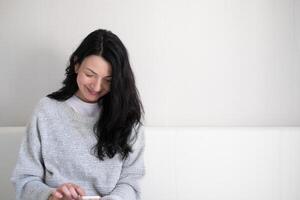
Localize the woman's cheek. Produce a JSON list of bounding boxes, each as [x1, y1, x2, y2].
[[80, 75, 90, 85]]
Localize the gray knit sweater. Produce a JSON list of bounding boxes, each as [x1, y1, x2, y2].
[[11, 97, 145, 200]]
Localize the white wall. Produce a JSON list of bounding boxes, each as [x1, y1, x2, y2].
[[142, 127, 300, 200], [1, 0, 300, 126]]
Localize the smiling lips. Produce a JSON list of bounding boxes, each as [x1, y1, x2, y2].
[[87, 87, 99, 96]]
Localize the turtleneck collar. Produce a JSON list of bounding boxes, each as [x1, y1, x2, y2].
[[65, 95, 102, 118]]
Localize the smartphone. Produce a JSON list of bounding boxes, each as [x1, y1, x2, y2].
[[80, 196, 101, 200]]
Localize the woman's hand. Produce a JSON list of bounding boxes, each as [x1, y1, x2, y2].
[[49, 183, 86, 200]]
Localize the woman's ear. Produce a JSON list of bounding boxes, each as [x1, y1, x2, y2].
[[74, 64, 79, 73]]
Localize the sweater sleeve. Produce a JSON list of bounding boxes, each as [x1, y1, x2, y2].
[[10, 104, 54, 200], [101, 126, 146, 200]]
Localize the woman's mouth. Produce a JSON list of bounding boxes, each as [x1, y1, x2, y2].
[[87, 88, 99, 96]]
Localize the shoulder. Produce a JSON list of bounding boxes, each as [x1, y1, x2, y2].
[[31, 96, 61, 118], [37, 96, 59, 106]]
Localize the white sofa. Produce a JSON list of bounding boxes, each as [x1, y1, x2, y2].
[[1, 127, 300, 200]]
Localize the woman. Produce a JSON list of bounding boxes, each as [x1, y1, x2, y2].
[[11, 29, 145, 200]]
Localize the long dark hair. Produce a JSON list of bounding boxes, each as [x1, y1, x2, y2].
[[47, 29, 144, 160]]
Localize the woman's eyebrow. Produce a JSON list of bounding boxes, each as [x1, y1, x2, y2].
[[86, 68, 97, 75], [86, 68, 112, 78]]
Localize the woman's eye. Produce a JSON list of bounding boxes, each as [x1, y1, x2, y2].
[[86, 74, 93, 77]]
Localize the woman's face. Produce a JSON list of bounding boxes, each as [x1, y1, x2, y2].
[[75, 55, 112, 103]]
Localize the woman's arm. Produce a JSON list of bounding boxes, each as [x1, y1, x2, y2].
[[101, 126, 146, 200], [10, 105, 54, 200]]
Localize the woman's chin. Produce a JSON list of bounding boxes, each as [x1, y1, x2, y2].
[[85, 95, 101, 103]]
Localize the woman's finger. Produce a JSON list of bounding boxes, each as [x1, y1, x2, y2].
[[73, 184, 86, 196], [68, 185, 79, 199], [59, 185, 72, 199], [52, 190, 63, 199]]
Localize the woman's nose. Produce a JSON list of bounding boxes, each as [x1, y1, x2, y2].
[[92, 78, 102, 92]]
